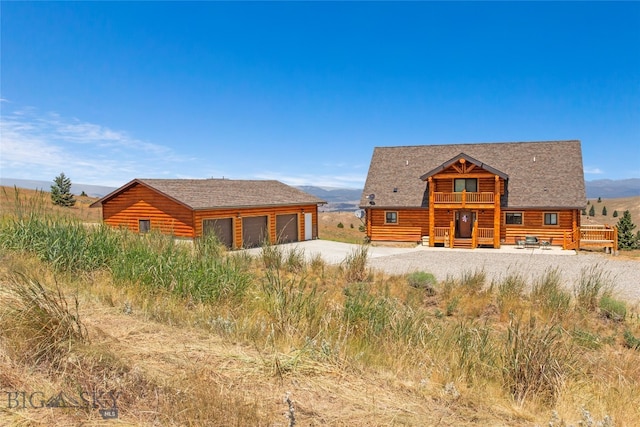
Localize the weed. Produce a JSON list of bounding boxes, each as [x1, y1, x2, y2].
[[460, 268, 486, 295], [502, 316, 571, 404], [0, 272, 88, 367], [574, 265, 613, 312], [496, 272, 526, 315], [261, 265, 322, 336], [531, 268, 571, 320], [623, 330, 640, 350], [342, 244, 369, 283]]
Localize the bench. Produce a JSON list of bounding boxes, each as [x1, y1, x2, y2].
[[524, 236, 540, 249]]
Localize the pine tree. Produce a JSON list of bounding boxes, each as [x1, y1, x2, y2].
[[581, 208, 587, 215], [597, 197, 602, 203], [616, 210, 638, 250], [602, 206, 607, 216], [613, 210, 618, 218], [588, 205, 595, 217], [51, 172, 76, 207]]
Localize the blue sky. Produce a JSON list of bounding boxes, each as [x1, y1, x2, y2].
[[1, 2, 639, 189]]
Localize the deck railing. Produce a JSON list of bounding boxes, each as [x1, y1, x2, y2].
[[433, 192, 495, 204], [476, 227, 494, 241]]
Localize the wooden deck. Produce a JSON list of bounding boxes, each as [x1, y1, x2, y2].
[[579, 225, 618, 252]]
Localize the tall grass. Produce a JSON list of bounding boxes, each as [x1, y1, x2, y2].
[[260, 245, 323, 337], [502, 316, 571, 404], [574, 264, 613, 312], [0, 272, 88, 367], [1, 192, 639, 424]]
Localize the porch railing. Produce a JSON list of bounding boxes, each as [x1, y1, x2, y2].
[[433, 191, 495, 204], [476, 227, 494, 242]]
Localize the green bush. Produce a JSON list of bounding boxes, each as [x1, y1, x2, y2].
[[337, 222, 344, 228], [623, 330, 640, 350], [599, 295, 626, 321], [406, 271, 436, 295]]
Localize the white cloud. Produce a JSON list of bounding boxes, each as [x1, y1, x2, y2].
[[251, 171, 365, 189], [584, 167, 604, 175], [0, 107, 192, 186]]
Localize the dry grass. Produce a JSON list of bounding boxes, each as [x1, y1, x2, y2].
[[582, 196, 640, 227], [0, 185, 102, 223], [1, 189, 640, 426]]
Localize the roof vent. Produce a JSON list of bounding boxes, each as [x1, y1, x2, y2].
[[393, 187, 398, 193]]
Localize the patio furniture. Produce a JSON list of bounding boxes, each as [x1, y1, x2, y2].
[[515, 237, 525, 249], [541, 237, 553, 249], [524, 236, 540, 249]]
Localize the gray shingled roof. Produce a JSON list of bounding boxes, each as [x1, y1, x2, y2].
[[360, 140, 586, 209], [95, 179, 326, 210]]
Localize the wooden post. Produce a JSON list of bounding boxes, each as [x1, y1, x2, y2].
[[449, 220, 454, 248], [428, 177, 435, 247], [493, 175, 501, 248]]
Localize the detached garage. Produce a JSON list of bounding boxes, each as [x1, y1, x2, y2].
[[90, 178, 326, 248]]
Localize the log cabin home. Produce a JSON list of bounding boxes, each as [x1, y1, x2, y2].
[[360, 140, 588, 249], [90, 179, 326, 248]]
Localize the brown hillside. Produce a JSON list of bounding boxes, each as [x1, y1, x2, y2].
[[582, 196, 640, 227], [1, 186, 102, 222]]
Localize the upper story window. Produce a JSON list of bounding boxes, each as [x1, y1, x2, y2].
[[385, 211, 398, 224], [505, 212, 523, 225], [454, 178, 477, 192], [544, 213, 558, 226]]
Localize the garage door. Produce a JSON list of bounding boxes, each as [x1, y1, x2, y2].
[[202, 218, 233, 248], [276, 214, 298, 244], [242, 216, 268, 248]]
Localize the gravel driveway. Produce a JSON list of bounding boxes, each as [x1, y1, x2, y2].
[[249, 240, 640, 303]]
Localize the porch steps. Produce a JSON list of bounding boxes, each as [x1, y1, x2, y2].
[[453, 238, 473, 249]]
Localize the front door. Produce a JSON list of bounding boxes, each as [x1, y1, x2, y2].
[[457, 210, 473, 238]]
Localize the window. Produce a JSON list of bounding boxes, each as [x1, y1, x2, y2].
[[544, 213, 558, 226], [454, 178, 477, 192], [505, 212, 523, 225], [385, 211, 398, 224], [139, 219, 151, 233]]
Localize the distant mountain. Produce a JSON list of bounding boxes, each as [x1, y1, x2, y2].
[[0, 178, 116, 198], [297, 186, 362, 212], [3, 178, 636, 207], [586, 179, 640, 199]]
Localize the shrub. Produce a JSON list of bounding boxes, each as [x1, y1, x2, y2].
[[623, 330, 640, 350], [343, 282, 395, 337], [342, 245, 369, 283], [261, 265, 322, 336], [406, 271, 436, 295], [460, 268, 486, 295], [497, 272, 526, 309], [0, 272, 88, 367], [531, 268, 571, 320], [501, 316, 571, 404], [573, 265, 612, 312], [599, 295, 626, 321], [337, 222, 344, 228]]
